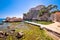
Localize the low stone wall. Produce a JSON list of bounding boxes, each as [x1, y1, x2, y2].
[[24, 21, 60, 38]]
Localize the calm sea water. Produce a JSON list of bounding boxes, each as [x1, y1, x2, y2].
[[0, 18, 10, 30], [0, 18, 5, 22]]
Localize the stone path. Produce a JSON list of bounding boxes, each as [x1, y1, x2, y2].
[[25, 21, 60, 39], [45, 22, 60, 33], [25, 21, 60, 33]]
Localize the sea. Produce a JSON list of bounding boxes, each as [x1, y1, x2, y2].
[[0, 18, 6, 21], [0, 18, 10, 30], [0, 18, 6, 23]]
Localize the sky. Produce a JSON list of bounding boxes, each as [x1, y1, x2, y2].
[[0, 0, 60, 18]]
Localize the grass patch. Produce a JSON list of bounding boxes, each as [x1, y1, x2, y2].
[[15, 23, 53, 40], [34, 21, 53, 25], [21, 24, 53, 40]]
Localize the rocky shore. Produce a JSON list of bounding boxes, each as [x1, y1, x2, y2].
[[5, 17, 23, 22]]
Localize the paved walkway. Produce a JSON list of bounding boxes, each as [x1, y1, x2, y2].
[[25, 21, 60, 37], [25, 21, 60, 35], [25, 21, 60, 39], [44, 22, 60, 33]]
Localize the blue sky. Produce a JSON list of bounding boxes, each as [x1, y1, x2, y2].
[[0, 0, 60, 18]]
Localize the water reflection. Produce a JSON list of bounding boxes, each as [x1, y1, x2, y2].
[[0, 23, 10, 30], [16, 22, 29, 30]]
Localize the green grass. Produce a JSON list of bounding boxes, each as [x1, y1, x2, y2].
[[20, 24, 53, 40], [15, 23, 53, 40], [0, 22, 53, 40], [34, 21, 53, 25]]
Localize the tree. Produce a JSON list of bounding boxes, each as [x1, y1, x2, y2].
[[38, 5, 46, 16], [47, 4, 58, 12], [39, 4, 58, 16]]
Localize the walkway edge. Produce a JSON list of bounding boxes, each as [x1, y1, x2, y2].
[[24, 21, 60, 38]]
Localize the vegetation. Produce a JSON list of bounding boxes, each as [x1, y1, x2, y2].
[[27, 20, 53, 25], [0, 22, 53, 40], [23, 4, 59, 21], [34, 21, 53, 25], [39, 4, 58, 16]]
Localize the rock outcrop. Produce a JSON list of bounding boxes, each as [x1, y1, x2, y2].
[[5, 17, 23, 22], [50, 12, 60, 22], [23, 5, 49, 21], [23, 5, 60, 22]]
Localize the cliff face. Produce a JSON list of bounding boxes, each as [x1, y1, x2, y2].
[[23, 5, 46, 20], [55, 12, 60, 22], [30, 5, 45, 10], [23, 5, 50, 21], [23, 5, 60, 22]]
